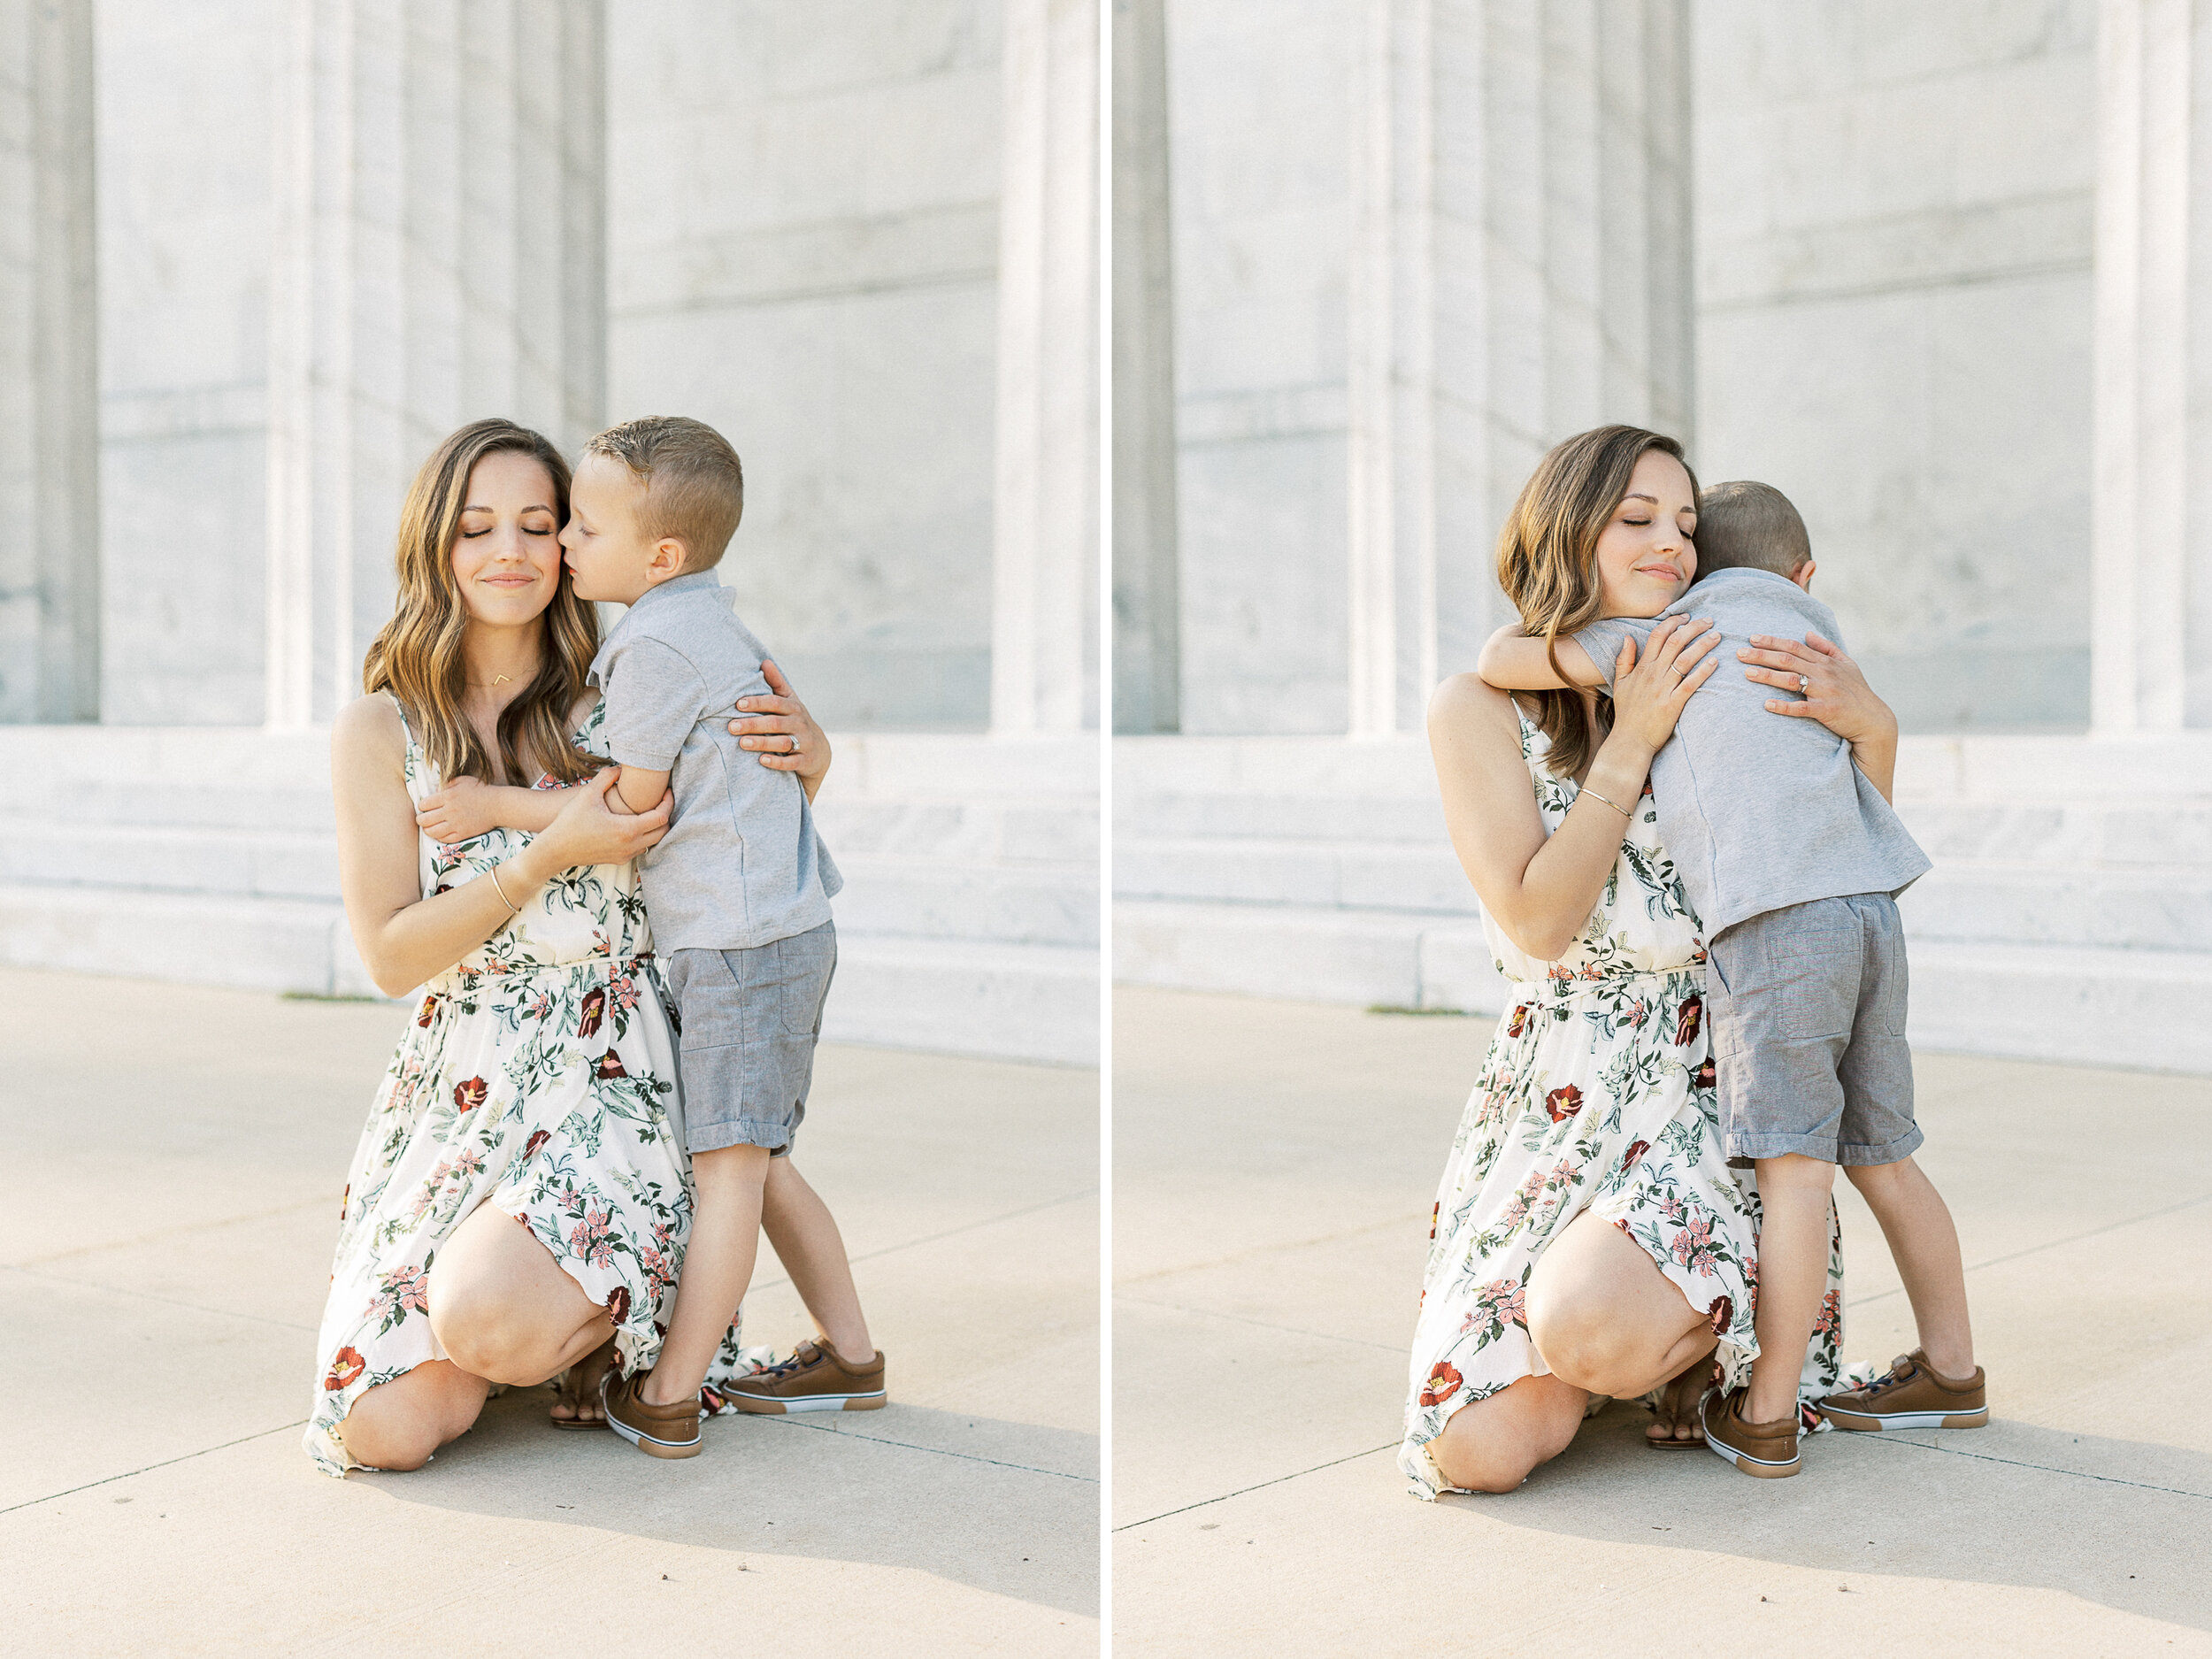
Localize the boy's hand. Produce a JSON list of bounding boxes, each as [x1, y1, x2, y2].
[[1740, 631, 1896, 746], [729, 658, 831, 794], [416, 775, 498, 845]]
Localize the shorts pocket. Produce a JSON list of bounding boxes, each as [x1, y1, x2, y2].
[[770, 929, 837, 1038], [1765, 920, 1856, 1041], [672, 950, 749, 1052]]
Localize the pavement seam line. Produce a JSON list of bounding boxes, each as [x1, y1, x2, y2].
[[1847, 1188, 2212, 1310], [0, 1419, 311, 1516], [762, 1414, 1099, 1482], [1855, 1431, 2212, 1502], [7, 1264, 320, 1333], [8, 1194, 335, 1270], [1113, 1442, 1399, 1530], [747, 1188, 1100, 1294], [1114, 1213, 1418, 1289], [1112, 1293, 1404, 1353]]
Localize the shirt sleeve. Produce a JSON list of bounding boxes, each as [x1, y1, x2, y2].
[[1567, 618, 1653, 692], [598, 637, 710, 770]]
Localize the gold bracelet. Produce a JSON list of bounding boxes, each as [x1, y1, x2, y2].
[[488, 864, 521, 914], [1578, 787, 1633, 819]]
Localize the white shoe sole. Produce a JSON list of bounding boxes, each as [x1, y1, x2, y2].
[[1822, 1405, 1988, 1432], [601, 1374, 703, 1457], [1700, 1395, 1800, 1478], [727, 1389, 887, 1416]]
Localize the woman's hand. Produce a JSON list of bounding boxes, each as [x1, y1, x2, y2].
[[1605, 616, 1719, 757], [728, 658, 831, 799], [515, 769, 671, 879], [414, 775, 498, 845], [1739, 630, 1900, 800]]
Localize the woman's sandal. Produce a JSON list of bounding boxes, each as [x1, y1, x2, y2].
[[549, 1333, 620, 1430], [1646, 1355, 1717, 1449]]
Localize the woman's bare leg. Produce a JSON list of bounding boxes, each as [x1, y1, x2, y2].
[[1427, 1375, 1590, 1493], [339, 1360, 491, 1471], [1525, 1210, 1717, 1401], [761, 1158, 874, 1360], [428, 1202, 612, 1387]]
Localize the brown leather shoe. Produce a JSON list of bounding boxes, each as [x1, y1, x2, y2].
[[1818, 1349, 1987, 1432], [723, 1338, 887, 1414], [1701, 1386, 1801, 1479], [601, 1369, 703, 1458]]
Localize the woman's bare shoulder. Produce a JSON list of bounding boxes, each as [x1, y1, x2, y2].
[[1428, 672, 1523, 737], [331, 693, 404, 770]]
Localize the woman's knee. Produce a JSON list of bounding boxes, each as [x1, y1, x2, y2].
[[342, 1376, 474, 1471], [1431, 1382, 1581, 1493]]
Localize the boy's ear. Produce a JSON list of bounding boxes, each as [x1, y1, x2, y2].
[[1790, 558, 1816, 592], [645, 536, 688, 585]]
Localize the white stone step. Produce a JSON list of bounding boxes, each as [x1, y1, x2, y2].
[[1114, 898, 2212, 1073], [0, 884, 1098, 1067], [1115, 835, 1475, 915], [833, 855, 1097, 947], [812, 796, 1099, 863], [1900, 862, 2212, 951], [0, 823, 1099, 946]]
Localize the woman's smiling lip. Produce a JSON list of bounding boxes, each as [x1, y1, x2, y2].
[[1634, 563, 1683, 580], [480, 572, 537, 587]]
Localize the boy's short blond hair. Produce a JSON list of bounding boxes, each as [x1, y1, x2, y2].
[[1695, 480, 1810, 578], [582, 415, 745, 571]]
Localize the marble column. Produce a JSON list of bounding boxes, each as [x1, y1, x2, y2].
[[1111, 0, 1179, 733], [0, 0, 99, 723], [264, 0, 606, 728], [1345, 0, 1693, 734], [992, 0, 1102, 735], [2091, 0, 2212, 733]]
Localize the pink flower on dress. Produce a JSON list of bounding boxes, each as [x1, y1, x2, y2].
[[1813, 1286, 1842, 1339], [1671, 1210, 1717, 1276]]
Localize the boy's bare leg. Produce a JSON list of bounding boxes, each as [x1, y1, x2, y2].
[[641, 1144, 772, 1406], [762, 1157, 875, 1361], [1744, 1153, 1838, 1423], [1843, 1156, 1974, 1377]]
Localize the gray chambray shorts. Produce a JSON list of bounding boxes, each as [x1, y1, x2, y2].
[[1707, 893, 1923, 1168], [664, 921, 837, 1157]]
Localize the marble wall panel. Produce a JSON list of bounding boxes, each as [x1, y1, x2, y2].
[[1694, 0, 2098, 731], [610, 1, 1002, 731], [1164, 0, 1353, 733], [95, 0, 274, 724]]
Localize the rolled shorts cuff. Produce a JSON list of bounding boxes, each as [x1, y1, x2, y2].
[[1725, 1124, 1924, 1167], [687, 1118, 795, 1158]]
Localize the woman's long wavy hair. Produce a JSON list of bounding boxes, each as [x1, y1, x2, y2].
[[1494, 425, 1698, 780], [361, 418, 601, 788]]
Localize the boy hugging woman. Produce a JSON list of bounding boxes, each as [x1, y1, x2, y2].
[[410, 416, 887, 1460]]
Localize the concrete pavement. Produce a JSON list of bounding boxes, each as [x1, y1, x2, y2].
[[0, 968, 1099, 1655], [1112, 987, 2212, 1657]]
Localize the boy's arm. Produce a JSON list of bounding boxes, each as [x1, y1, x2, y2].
[[1474, 624, 1606, 691], [416, 775, 575, 844], [610, 765, 671, 818]]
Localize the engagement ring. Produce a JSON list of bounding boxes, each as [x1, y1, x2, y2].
[[1797, 674, 1809, 694]]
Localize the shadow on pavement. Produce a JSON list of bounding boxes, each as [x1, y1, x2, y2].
[[1433, 1402, 2212, 1632], [352, 1389, 1100, 1618]]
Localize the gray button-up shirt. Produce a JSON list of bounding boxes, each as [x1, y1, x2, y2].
[[1574, 567, 1929, 939], [587, 571, 841, 952]]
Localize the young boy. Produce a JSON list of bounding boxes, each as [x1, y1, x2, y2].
[[1477, 480, 1985, 1479], [562, 415, 887, 1458]]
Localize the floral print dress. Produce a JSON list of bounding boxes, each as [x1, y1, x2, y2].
[[1399, 711, 1845, 1498], [306, 696, 765, 1477]]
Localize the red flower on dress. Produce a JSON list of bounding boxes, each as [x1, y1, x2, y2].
[[605, 1286, 631, 1326], [1418, 1362, 1463, 1409], [1675, 996, 1703, 1048], [1621, 1140, 1650, 1171], [1428, 1201, 1440, 1243], [1813, 1286, 1842, 1339], [416, 995, 437, 1028], [523, 1129, 550, 1159], [579, 987, 606, 1039], [324, 1347, 367, 1392], [453, 1076, 488, 1110], [1695, 1057, 1716, 1090], [1544, 1085, 1584, 1122], [595, 1049, 628, 1080], [1708, 1294, 1733, 1337], [1506, 1005, 1528, 1039]]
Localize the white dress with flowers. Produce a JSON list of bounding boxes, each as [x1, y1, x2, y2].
[[305, 696, 765, 1477], [1398, 710, 1845, 1498]]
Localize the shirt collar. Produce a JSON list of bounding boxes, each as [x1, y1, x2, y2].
[[629, 570, 723, 613]]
